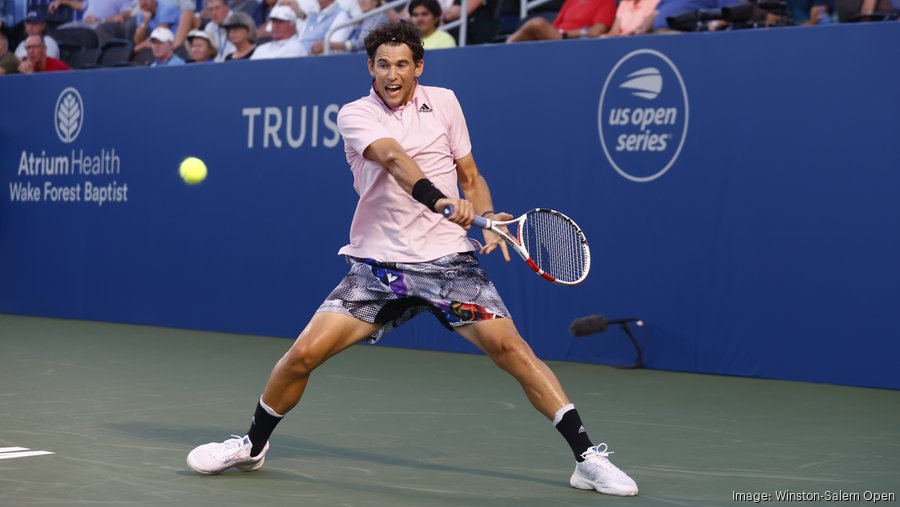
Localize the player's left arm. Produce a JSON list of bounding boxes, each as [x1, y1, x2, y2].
[[363, 137, 474, 227], [456, 154, 511, 261]]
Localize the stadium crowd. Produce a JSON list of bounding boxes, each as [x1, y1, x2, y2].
[[0, 0, 897, 73]]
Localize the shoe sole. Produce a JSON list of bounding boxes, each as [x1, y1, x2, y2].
[[570, 473, 639, 496], [186, 454, 265, 475]]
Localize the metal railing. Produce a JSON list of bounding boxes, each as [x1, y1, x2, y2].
[[324, 0, 469, 54], [322, 0, 559, 54]]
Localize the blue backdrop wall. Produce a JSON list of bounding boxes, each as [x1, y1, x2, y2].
[[2, 23, 898, 389]]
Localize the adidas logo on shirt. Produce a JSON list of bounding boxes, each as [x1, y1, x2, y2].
[[418, 103, 432, 113]]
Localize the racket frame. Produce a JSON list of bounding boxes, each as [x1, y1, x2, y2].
[[449, 207, 591, 286]]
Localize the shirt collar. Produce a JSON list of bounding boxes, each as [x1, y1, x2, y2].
[[369, 79, 424, 113]]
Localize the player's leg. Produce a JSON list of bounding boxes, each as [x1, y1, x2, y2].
[[456, 318, 569, 417], [186, 312, 379, 475], [456, 318, 638, 496]]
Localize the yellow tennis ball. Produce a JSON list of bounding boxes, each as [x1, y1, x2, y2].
[[179, 157, 207, 184]]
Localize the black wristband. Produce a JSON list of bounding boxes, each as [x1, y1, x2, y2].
[[412, 178, 447, 212], [480, 210, 495, 217]]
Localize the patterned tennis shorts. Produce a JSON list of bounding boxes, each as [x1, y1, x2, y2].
[[317, 252, 511, 343]]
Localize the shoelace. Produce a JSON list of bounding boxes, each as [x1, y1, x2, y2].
[[215, 435, 248, 459], [581, 442, 614, 460], [580, 443, 629, 477]]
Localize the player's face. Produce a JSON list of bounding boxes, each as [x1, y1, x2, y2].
[[368, 43, 423, 109]]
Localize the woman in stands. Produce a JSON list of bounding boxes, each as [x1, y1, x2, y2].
[[186, 29, 217, 62], [223, 11, 257, 60]]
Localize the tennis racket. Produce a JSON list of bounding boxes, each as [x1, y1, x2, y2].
[[444, 206, 591, 286]]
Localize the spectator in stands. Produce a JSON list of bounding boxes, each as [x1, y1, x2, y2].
[[835, 0, 895, 20], [18, 33, 70, 71], [506, 0, 616, 42], [252, 0, 278, 37], [779, 0, 832, 23], [409, 0, 455, 49], [603, 0, 659, 36], [133, 0, 181, 53], [649, 0, 740, 31], [148, 25, 185, 65], [318, 0, 386, 52], [204, 0, 236, 60], [14, 10, 59, 59], [34, 0, 80, 24], [223, 10, 256, 59], [443, 0, 500, 44], [231, 0, 260, 16], [187, 28, 216, 61], [250, 4, 306, 58], [0, 31, 19, 74], [303, 0, 351, 55], [51, 0, 132, 48], [254, 0, 307, 42], [173, 0, 198, 50]]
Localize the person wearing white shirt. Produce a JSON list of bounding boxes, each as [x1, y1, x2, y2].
[[204, 0, 237, 61], [250, 4, 307, 59], [14, 10, 60, 60], [302, 0, 351, 55]]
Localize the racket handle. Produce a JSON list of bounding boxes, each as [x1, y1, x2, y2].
[[442, 205, 490, 229]]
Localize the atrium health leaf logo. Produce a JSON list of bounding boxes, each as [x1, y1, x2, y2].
[[55, 87, 84, 144]]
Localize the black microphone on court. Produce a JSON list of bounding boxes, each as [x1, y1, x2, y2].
[[569, 315, 643, 337], [569, 315, 645, 369]]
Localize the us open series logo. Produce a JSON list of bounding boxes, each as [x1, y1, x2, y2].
[[598, 49, 689, 183]]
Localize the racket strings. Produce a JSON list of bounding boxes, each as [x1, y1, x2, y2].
[[522, 211, 588, 283]]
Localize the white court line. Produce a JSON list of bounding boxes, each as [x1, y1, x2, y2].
[[0, 447, 54, 460], [0, 450, 55, 460]]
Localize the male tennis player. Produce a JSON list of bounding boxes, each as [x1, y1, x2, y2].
[[187, 19, 638, 497]]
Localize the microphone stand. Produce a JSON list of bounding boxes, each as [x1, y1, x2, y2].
[[614, 321, 644, 369]]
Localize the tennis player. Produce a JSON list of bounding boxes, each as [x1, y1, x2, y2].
[[187, 19, 638, 497]]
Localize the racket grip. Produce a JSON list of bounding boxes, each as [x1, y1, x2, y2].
[[442, 205, 490, 229]]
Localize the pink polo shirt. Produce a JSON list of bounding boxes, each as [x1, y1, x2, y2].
[[336, 83, 475, 262]]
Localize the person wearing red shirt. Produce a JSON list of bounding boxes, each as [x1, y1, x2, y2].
[[506, 0, 617, 42], [18, 35, 71, 74]]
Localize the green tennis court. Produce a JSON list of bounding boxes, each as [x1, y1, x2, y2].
[[1, 314, 898, 506]]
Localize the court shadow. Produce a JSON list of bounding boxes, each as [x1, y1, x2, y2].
[[106, 420, 562, 489]]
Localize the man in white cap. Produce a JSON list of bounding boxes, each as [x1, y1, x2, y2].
[[250, 4, 307, 59], [149, 26, 185, 66]]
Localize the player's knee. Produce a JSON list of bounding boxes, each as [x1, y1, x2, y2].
[[280, 343, 325, 377], [486, 334, 533, 370]]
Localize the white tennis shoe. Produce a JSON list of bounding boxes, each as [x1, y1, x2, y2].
[[569, 443, 639, 496], [186, 435, 269, 475]]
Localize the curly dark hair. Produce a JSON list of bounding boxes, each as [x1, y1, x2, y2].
[[364, 19, 424, 63]]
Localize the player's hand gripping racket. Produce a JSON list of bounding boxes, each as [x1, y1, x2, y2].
[[444, 206, 591, 286]]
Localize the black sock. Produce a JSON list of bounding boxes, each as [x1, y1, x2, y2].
[[246, 399, 283, 457], [555, 407, 594, 462]]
